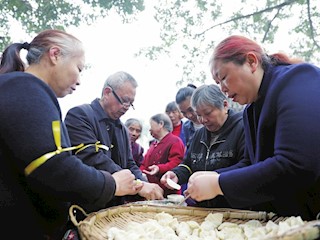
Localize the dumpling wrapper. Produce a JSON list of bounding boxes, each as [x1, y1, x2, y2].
[[167, 178, 181, 190]]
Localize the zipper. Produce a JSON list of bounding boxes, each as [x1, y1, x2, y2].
[[200, 139, 226, 171]]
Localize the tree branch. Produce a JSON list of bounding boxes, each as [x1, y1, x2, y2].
[[262, 8, 281, 42], [306, 0, 320, 49], [195, 0, 298, 38]]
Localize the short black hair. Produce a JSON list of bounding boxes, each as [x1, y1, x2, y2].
[[175, 84, 197, 104]]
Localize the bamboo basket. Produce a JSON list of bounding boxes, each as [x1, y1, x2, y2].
[[69, 203, 320, 240]]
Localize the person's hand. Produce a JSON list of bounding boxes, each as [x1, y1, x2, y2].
[[138, 182, 164, 200], [142, 165, 159, 176], [189, 171, 218, 179], [185, 171, 222, 202], [112, 169, 143, 196], [160, 171, 179, 189]]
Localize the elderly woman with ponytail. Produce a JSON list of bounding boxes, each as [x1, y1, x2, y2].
[[0, 30, 142, 239], [185, 35, 320, 221]]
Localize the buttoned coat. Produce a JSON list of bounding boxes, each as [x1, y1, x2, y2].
[[218, 63, 320, 220], [65, 98, 144, 209]]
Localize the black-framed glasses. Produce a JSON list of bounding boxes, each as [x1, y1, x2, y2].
[[107, 84, 135, 110]]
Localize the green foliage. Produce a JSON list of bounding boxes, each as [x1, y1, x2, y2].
[[1, 0, 319, 86], [0, 0, 144, 50], [138, 0, 320, 85]]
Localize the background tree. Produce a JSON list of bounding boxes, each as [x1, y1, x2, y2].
[[1, 0, 319, 86], [137, 0, 320, 85], [0, 0, 144, 49]]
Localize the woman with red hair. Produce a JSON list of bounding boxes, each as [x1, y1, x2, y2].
[[186, 35, 320, 220]]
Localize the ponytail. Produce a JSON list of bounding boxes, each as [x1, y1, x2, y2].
[[0, 43, 28, 74]]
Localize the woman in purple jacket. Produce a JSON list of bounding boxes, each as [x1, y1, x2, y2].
[[186, 35, 320, 220], [125, 118, 144, 167]]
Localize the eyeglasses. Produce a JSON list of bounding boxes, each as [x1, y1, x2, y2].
[[107, 84, 135, 110]]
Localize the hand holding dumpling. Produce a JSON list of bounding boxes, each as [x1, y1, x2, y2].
[[160, 171, 179, 190], [138, 182, 164, 200], [185, 171, 223, 202], [112, 169, 143, 196]]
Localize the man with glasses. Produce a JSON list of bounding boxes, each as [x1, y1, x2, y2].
[[64, 71, 164, 213], [108, 83, 135, 110]]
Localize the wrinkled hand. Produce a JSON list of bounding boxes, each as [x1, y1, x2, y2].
[[142, 165, 159, 176], [112, 169, 143, 196], [138, 182, 164, 200], [160, 171, 179, 189], [185, 171, 222, 202]]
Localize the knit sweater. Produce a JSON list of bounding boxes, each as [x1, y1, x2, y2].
[[140, 132, 185, 196]]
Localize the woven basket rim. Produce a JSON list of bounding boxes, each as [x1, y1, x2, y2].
[[70, 204, 320, 240], [70, 203, 277, 224], [70, 204, 280, 240]]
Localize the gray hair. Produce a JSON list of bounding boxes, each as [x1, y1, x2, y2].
[[27, 29, 83, 65], [165, 101, 180, 113], [102, 71, 138, 96], [125, 118, 143, 130], [150, 113, 173, 132], [0, 29, 83, 73], [191, 84, 227, 110]]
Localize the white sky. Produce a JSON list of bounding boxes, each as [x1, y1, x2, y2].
[[60, 10, 193, 119], [58, 4, 214, 147]]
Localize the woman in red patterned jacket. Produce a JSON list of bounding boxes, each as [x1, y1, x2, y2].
[[140, 113, 185, 197]]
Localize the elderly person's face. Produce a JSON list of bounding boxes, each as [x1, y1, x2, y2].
[[49, 47, 85, 98], [127, 122, 142, 143], [166, 109, 182, 126], [149, 120, 162, 140], [195, 102, 228, 132], [102, 81, 136, 120]]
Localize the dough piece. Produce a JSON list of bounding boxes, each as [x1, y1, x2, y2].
[[200, 212, 224, 231], [155, 212, 179, 229], [217, 222, 239, 230], [107, 227, 127, 240], [106, 210, 307, 240], [176, 221, 192, 236], [283, 216, 305, 227], [216, 225, 244, 240]]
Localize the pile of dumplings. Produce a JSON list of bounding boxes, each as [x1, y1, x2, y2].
[[107, 211, 305, 240]]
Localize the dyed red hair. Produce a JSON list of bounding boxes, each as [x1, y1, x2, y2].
[[209, 35, 302, 72]]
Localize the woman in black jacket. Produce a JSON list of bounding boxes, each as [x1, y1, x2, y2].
[[161, 84, 245, 207]]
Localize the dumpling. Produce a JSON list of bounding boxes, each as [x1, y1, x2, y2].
[[199, 229, 218, 239], [240, 220, 262, 228], [216, 226, 244, 240], [155, 212, 174, 225], [205, 213, 224, 227], [107, 227, 127, 240], [186, 220, 200, 230], [283, 216, 305, 227], [217, 222, 239, 230], [176, 221, 192, 237]]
